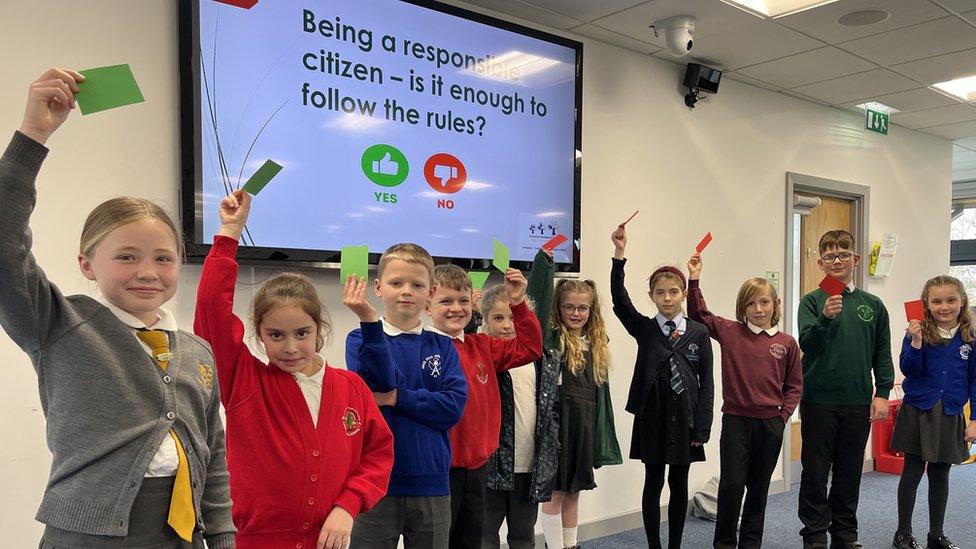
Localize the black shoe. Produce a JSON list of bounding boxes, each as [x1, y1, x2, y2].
[[927, 534, 960, 549], [831, 540, 863, 549], [892, 532, 923, 549]]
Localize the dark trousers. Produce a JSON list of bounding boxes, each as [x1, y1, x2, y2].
[[483, 473, 539, 549], [350, 494, 451, 549], [798, 401, 871, 547], [713, 414, 785, 549], [449, 465, 488, 549]]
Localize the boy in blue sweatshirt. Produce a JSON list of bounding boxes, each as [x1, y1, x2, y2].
[[345, 243, 467, 549]]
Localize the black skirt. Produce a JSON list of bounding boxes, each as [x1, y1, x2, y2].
[[891, 400, 970, 464], [630, 370, 705, 465], [554, 364, 598, 493], [39, 477, 203, 549]]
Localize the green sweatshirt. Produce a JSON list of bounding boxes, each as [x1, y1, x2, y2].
[[797, 287, 894, 405]]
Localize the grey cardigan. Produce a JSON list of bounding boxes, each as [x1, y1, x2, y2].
[[0, 132, 235, 547]]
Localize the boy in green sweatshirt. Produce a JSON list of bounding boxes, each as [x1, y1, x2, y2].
[[797, 230, 894, 549]]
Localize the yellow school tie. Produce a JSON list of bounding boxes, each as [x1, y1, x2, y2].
[[136, 329, 196, 542]]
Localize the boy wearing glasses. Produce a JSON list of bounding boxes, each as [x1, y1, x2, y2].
[[797, 230, 894, 549]]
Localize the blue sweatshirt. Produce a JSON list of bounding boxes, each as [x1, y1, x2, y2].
[[346, 321, 467, 496], [899, 332, 976, 416]]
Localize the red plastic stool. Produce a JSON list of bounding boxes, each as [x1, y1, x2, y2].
[[872, 399, 903, 474]]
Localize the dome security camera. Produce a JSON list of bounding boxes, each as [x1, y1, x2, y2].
[[650, 15, 695, 57]]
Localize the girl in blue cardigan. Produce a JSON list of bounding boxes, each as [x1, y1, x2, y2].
[[891, 275, 976, 549]]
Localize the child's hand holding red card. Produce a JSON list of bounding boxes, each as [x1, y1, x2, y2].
[[819, 275, 846, 297], [904, 300, 925, 322]]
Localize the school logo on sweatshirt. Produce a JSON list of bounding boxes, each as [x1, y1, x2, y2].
[[961, 344, 971, 360], [197, 363, 214, 392], [856, 305, 874, 322], [342, 407, 362, 436], [769, 343, 787, 359], [422, 354, 443, 377], [476, 362, 489, 384]]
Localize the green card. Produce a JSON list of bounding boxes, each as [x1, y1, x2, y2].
[[469, 271, 491, 290], [493, 238, 510, 273], [77, 64, 145, 115], [242, 160, 283, 195], [340, 245, 370, 284]]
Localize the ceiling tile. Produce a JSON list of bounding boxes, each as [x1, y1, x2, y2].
[[776, 0, 949, 44], [836, 87, 962, 112], [589, 0, 759, 46], [891, 103, 976, 129], [736, 46, 876, 88], [678, 20, 823, 70], [839, 16, 976, 66], [891, 47, 976, 84], [570, 23, 662, 54], [724, 72, 784, 92], [454, 0, 584, 29], [920, 119, 976, 139], [780, 88, 832, 106], [789, 68, 919, 104], [520, 0, 649, 22]]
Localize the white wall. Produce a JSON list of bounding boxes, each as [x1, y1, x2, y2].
[[0, 1, 950, 545]]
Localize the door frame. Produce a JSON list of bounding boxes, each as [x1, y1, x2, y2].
[[780, 172, 870, 488]]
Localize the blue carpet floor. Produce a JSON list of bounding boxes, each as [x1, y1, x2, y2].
[[586, 465, 976, 549]]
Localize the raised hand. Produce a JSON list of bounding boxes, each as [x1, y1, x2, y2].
[[823, 295, 843, 319], [19, 68, 85, 145], [688, 253, 703, 280], [611, 225, 627, 259], [504, 268, 527, 305], [343, 275, 378, 323], [217, 189, 252, 239], [907, 319, 922, 348]]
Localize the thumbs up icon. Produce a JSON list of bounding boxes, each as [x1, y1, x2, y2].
[[371, 153, 399, 176]]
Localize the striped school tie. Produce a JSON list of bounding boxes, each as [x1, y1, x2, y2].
[[664, 320, 685, 395], [136, 329, 196, 542]]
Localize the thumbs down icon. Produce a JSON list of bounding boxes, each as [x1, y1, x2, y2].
[[424, 153, 467, 195]]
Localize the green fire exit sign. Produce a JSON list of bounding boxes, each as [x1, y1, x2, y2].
[[865, 108, 889, 135]]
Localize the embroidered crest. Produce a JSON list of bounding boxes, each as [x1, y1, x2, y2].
[[856, 305, 874, 322], [341, 407, 362, 436], [769, 343, 787, 359], [197, 363, 214, 391], [687, 343, 699, 354], [961, 344, 971, 360], [422, 354, 443, 377], [476, 362, 489, 384]]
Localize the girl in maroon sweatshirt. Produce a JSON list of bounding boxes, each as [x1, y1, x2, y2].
[[686, 252, 802, 549], [194, 190, 394, 548]]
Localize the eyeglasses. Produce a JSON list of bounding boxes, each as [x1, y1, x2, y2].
[[561, 304, 591, 314], [821, 252, 855, 263]]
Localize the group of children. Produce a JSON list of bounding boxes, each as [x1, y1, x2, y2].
[[1, 67, 974, 549]]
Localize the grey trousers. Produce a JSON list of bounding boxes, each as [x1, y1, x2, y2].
[[350, 494, 451, 549]]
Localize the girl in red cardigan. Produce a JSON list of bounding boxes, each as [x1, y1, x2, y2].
[[194, 190, 394, 549]]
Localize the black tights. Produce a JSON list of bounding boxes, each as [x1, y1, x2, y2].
[[896, 453, 951, 537], [642, 463, 690, 549]]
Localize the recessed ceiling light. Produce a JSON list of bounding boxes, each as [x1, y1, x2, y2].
[[854, 101, 899, 114], [933, 75, 976, 101], [719, 0, 840, 18], [837, 9, 890, 27]]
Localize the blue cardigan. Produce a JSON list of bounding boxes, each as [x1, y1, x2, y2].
[[899, 332, 976, 416]]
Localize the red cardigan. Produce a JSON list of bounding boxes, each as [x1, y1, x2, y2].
[[447, 300, 542, 468], [195, 236, 394, 548]]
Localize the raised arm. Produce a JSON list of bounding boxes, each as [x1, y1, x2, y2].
[[488, 270, 543, 371], [193, 190, 261, 409], [686, 253, 737, 341], [609, 224, 645, 337], [343, 277, 402, 392], [526, 248, 555, 342], [0, 69, 86, 356]]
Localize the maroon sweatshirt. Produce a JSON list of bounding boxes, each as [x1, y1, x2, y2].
[[687, 279, 802, 421]]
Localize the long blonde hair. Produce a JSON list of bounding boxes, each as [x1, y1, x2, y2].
[[920, 275, 974, 345], [551, 279, 611, 385]]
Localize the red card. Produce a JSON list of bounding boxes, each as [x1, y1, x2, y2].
[[212, 0, 259, 8], [819, 275, 846, 297], [542, 233, 568, 252], [695, 232, 713, 253], [904, 300, 925, 322]]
